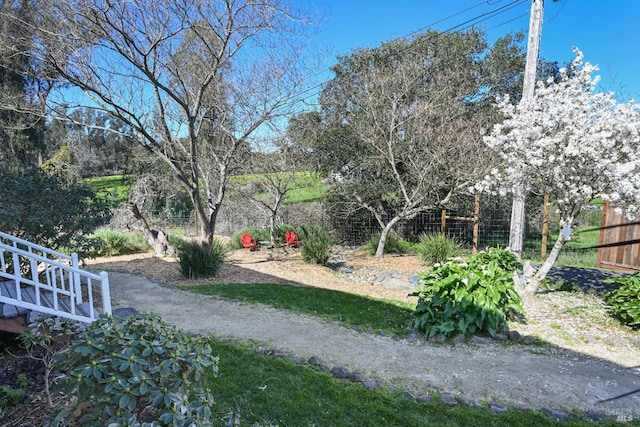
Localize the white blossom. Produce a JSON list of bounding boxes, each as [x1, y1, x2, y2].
[[478, 48, 640, 224]]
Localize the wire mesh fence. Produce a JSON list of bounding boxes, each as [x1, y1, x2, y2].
[[132, 195, 565, 258]]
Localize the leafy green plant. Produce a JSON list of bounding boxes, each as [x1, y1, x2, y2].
[[540, 278, 583, 293], [230, 227, 270, 249], [18, 316, 84, 408], [363, 232, 411, 255], [90, 230, 151, 256], [178, 240, 227, 279], [603, 274, 640, 329], [0, 373, 28, 414], [411, 248, 524, 339], [53, 313, 218, 426], [416, 233, 463, 265], [299, 225, 333, 265], [0, 166, 110, 254]]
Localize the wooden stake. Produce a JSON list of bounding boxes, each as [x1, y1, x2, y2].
[[473, 194, 480, 255], [541, 193, 549, 261]]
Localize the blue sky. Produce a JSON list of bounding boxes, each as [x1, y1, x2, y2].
[[303, 0, 640, 100]]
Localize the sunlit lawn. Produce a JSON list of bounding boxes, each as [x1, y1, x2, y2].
[[187, 283, 415, 336]]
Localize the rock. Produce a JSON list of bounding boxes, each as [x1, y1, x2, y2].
[[416, 395, 433, 403], [440, 394, 457, 406], [470, 335, 491, 344], [406, 332, 421, 343], [308, 356, 323, 366], [362, 379, 382, 390], [349, 371, 364, 382], [112, 307, 139, 317], [272, 349, 287, 358], [488, 402, 509, 414], [507, 330, 522, 341], [521, 335, 539, 345], [453, 334, 466, 344], [383, 277, 414, 290], [493, 333, 508, 341], [428, 333, 444, 343], [290, 356, 306, 365], [409, 275, 419, 284], [584, 410, 607, 422], [330, 366, 350, 379], [542, 406, 571, 421], [402, 390, 415, 400], [256, 346, 270, 355]]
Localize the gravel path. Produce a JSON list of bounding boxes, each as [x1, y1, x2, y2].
[[107, 271, 640, 418]]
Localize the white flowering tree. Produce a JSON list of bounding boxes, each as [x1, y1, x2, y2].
[[477, 49, 640, 294]]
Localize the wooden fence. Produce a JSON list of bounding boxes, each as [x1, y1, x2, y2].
[[597, 201, 640, 271]]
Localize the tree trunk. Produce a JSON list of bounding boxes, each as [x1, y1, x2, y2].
[[509, 187, 526, 257], [375, 220, 400, 259], [524, 230, 570, 294], [128, 203, 176, 258]]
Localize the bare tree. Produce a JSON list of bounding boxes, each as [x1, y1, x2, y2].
[[11, 0, 322, 246], [232, 136, 304, 247], [316, 30, 521, 257]]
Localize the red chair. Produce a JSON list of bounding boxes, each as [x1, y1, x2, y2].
[[285, 230, 300, 248], [241, 233, 258, 251]]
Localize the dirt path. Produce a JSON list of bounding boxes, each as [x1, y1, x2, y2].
[[104, 264, 640, 418]]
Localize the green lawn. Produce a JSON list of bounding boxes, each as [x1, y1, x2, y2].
[[184, 282, 635, 426], [206, 339, 630, 426], [186, 283, 415, 336], [86, 174, 132, 206]]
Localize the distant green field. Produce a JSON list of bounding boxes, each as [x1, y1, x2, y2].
[[229, 171, 327, 203], [87, 172, 327, 207], [86, 175, 132, 206]]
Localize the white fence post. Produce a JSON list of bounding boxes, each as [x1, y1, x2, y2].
[[100, 271, 112, 315], [72, 252, 83, 305]]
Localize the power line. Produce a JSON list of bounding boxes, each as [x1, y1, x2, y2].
[[486, 13, 529, 31], [405, 0, 507, 39], [546, 0, 568, 21], [296, 0, 535, 105], [442, 0, 528, 33]]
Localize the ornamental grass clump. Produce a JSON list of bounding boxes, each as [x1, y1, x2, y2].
[[299, 225, 333, 265], [416, 233, 464, 265], [363, 232, 411, 255], [52, 313, 218, 427], [178, 239, 227, 279], [411, 247, 524, 339]]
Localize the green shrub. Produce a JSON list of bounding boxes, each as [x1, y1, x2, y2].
[[0, 377, 27, 413], [299, 225, 333, 265], [91, 230, 150, 256], [411, 248, 524, 339], [53, 313, 218, 426], [416, 233, 463, 265], [178, 240, 227, 279], [0, 166, 110, 254], [230, 227, 270, 249], [604, 274, 640, 328], [363, 232, 411, 255]]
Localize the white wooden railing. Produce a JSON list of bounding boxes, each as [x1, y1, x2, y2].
[[0, 230, 111, 323]]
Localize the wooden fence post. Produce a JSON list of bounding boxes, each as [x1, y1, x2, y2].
[[541, 193, 549, 261], [473, 194, 480, 255]]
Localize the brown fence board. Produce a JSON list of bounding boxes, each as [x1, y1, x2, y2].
[[597, 201, 640, 271]]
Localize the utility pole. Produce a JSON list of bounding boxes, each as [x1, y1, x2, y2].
[[508, 0, 544, 257]]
